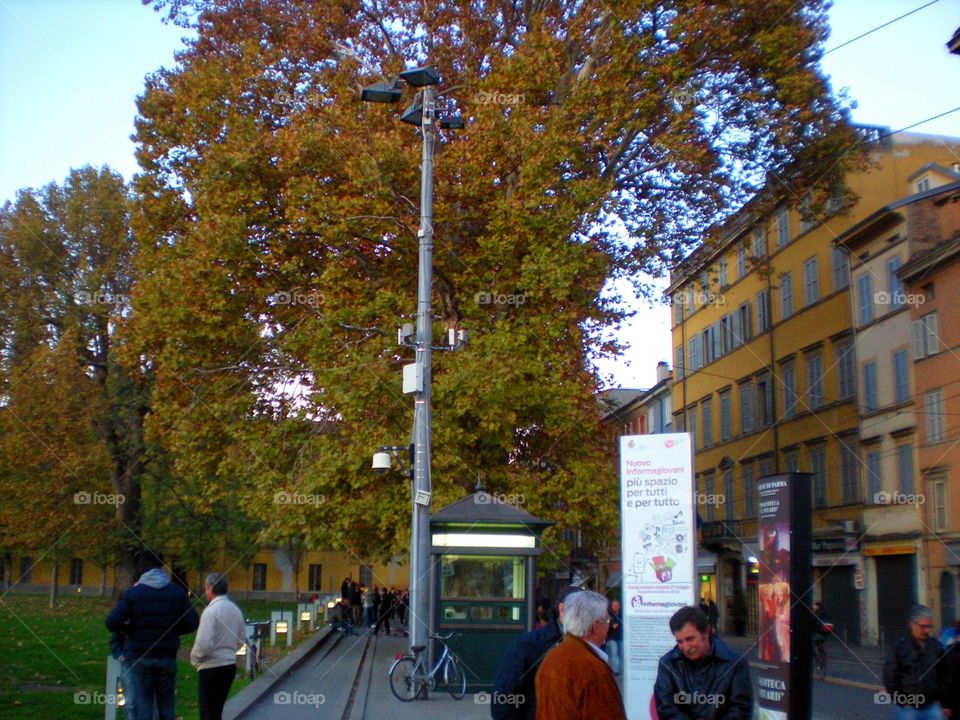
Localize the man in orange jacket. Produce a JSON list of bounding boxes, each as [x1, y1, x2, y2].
[[535, 589, 626, 720]]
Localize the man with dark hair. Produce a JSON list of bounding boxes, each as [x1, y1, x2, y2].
[[106, 551, 199, 720], [654, 605, 753, 719], [882, 604, 947, 719], [190, 572, 245, 720], [490, 585, 583, 720]]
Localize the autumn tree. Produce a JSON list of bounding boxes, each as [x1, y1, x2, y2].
[[129, 0, 859, 562], [0, 167, 153, 589]]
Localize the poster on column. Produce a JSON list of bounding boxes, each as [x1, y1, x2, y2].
[[620, 433, 695, 720], [755, 472, 812, 720]]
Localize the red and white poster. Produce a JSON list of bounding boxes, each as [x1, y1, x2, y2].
[[755, 472, 813, 720], [619, 433, 696, 720]]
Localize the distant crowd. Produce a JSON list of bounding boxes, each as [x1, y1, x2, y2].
[[327, 578, 409, 636]]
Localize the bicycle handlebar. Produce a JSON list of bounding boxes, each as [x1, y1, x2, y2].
[[431, 631, 460, 641]]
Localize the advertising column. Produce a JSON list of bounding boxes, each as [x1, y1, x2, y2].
[[755, 472, 812, 720], [620, 433, 695, 720]]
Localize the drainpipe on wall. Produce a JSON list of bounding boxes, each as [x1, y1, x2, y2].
[[766, 268, 781, 474]]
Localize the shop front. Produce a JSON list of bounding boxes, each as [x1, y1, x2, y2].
[[864, 542, 921, 646], [811, 535, 862, 646]]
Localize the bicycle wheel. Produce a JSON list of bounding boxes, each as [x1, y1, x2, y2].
[[444, 656, 467, 700], [389, 657, 421, 701], [813, 644, 826, 680]]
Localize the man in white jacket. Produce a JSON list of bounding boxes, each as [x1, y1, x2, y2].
[[190, 573, 246, 720]]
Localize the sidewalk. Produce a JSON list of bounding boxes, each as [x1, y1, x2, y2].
[[227, 626, 885, 719], [350, 634, 490, 720], [721, 633, 886, 690]]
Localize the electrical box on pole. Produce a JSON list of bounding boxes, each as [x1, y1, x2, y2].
[[403, 362, 423, 394]]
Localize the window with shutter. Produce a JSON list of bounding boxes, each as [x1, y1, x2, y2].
[[925, 313, 938, 355], [897, 445, 914, 495], [738, 303, 750, 343], [857, 274, 873, 325], [913, 320, 926, 359], [867, 451, 881, 501]]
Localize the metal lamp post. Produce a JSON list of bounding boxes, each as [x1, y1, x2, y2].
[[361, 65, 458, 671]]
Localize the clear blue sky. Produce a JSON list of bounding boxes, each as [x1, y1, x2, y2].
[[1, 0, 958, 387], [0, 0, 187, 203]]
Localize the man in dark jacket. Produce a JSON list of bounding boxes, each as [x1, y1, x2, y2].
[[654, 605, 753, 719], [106, 551, 199, 720], [375, 587, 394, 635], [490, 585, 583, 720], [882, 604, 946, 718]]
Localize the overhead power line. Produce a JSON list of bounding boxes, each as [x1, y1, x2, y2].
[[823, 0, 941, 56]]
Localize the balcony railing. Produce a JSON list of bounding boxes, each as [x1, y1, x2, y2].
[[701, 519, 742, 542]]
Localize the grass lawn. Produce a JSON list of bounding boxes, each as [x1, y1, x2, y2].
[[0, 592, 309, 720]]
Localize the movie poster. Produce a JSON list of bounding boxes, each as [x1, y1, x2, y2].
[[620, 434, 695, 720], [755, 473, 812, 720]]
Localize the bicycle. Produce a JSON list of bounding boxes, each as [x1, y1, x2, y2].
[[813, 622, 833, 680], [388, 631, 467, 701]]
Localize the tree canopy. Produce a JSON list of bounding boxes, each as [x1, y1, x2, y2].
[[122, 0, 858, 563]]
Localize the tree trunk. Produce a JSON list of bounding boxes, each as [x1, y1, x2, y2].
[[108, 408, 147, 589], [100, 562, 108, 596], [49, 556, 59, 609]]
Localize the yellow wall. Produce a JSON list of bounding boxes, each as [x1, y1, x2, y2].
[[6, 548, 406, 596], [669, 133, 960, 525]]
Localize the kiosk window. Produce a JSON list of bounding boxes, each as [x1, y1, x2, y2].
[[440, 555, 525, 599]]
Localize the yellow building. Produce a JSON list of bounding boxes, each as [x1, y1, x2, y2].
[[667, 128, 960, 644], [4, 547, 404, 600]]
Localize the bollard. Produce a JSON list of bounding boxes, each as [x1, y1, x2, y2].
[[104, 655, 121, 720], [271, 610, 294, 647], [104, 656, 158, 720], [297, 602, 315, 631]]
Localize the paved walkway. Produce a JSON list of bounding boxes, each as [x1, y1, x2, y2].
[[225, 628, 491, 720], [351, 634, 490, 720], [225, 626, 888, 719]]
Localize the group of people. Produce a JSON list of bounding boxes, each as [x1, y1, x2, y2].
[[105, 551, 245, 720], [331, 579, 409, 636], [492, 587, 752, 720], [496, 589, 960, 720]]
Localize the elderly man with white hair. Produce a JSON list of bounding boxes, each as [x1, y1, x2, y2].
[[534, 589, 626, 720], [190, 572, 246, 720]]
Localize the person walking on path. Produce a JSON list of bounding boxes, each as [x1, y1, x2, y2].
[[605, 598, 623, 676], [375, 587, 394, 636], [653, 605, 753, 719], [363, 585, 376, 627], [397, 589, 408, 629], [534, 589, 626, 720], [370, 586, 381, 629], [349, 582, 363, 625], [882, 605, 947, 719], [699, 594, 720, 632], [190, 573, 245, 720], [106, 551, 199, 720], [491, 585, 582, 720]]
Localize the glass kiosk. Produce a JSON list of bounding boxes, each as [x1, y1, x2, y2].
[[429, 492, 553, 688]]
